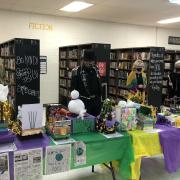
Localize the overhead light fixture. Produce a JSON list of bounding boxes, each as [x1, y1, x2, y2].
[[169, 0, 180, 4], [60, 1, 94, 12], [158, 17, 180, 24]]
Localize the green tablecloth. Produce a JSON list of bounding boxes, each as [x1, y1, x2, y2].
[[50, 132, 134, 180]]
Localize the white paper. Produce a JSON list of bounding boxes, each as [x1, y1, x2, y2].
[[144, 129, 163, 133], [0, 143, 17, 154], [14, 148, 43, 180], [74, 141, 86, 167], [50, 137, 76, 145], [45, 144, 71, 175], [0, 153, 10, 180], [102, 132, 124, 139], [21, 104, 43, 130]]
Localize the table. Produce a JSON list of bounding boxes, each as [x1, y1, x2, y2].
[[129, 130, 162, 180], [2, 132, 134, 180], [156, 125, 180, 173], [53, 132, 134, 180], [129, 125, 180, 180]]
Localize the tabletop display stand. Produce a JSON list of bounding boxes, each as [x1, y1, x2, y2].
[[59, 43, 111, 106], [109, 47, 165, 109]]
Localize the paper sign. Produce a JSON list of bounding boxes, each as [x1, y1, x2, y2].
[[0, 143, 17, 154], [50, 137, 76, 145], [144, 129, 163, 134], [102, 132, 124, 139], [45, 144, 71, 175], [14, 148, 43, 180], [74, 141, 86, 166], [21, 104, 43, 130], [0, 153, 10, 180]]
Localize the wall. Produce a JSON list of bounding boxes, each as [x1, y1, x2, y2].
[[0, 10, 180, 103]]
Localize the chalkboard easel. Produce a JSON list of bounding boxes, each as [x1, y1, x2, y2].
[[147, 47, 165, 110]]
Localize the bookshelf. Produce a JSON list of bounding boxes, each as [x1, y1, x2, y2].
[[110, 47, 165, 108], [59, 43, 111, 106], [0, 38, 40, 117]]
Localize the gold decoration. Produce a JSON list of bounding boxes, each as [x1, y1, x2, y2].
[[2, 101, 12, 122]]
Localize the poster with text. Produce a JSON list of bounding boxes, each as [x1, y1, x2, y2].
[[0, 153, 9, 180], [96, 62, 106, 77], [45, 144, 71, 175], [74, 141, 86, 167], [14, 148, 43, 180]]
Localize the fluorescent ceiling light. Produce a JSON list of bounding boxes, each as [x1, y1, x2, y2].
[[169, 0, 180, 4], [60, 1, 94, 12], [158, 17, 180, 24]]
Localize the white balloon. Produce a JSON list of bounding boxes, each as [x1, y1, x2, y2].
[[68, 90, 86, 119], [0, 84, 8, 102], [71, 90, 79, 100]]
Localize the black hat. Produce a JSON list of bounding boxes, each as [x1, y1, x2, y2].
[[83, 49, 95, 61]]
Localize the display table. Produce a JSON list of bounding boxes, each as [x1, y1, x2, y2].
[[156, 125, 180, 173], [52, 132, 134, 180], [129, 125, 180, 180], [2, 132, 134, 180]]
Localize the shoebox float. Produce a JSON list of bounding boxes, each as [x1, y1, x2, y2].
[[157, 106, 180, 127], [10, 104, 44, 136], [45, 104, 96, 140], [115, 100, 157, 131]]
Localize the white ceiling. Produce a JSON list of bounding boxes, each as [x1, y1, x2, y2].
[[0, 0, 180, 29]]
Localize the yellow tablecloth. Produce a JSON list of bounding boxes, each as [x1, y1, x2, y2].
[[129, 130, 162, 180]]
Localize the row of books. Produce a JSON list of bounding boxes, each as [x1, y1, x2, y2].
[[0, 44, 15, 57], [59, 79, 71, 88], [110, 52, 150, 60], [5, 71, 15, 84], [59, 88, 70, 97], [4, 58, 16, 70], [109, 86, 128, 97]]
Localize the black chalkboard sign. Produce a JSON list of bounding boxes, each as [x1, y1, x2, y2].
[[148, 47, 165, 109], [15, 39, 40, 106]]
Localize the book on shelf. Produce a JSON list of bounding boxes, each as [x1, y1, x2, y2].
[[118, 79, 126, 87], [117, 52, 133, 60], [1, 44, 15, 56], [119, 89, 128, 97], [109, 87, 116, 95], [118, 71, 128, 79], [110, 52, 116, 60], [59, 61, 66, 68], [59, 79, 67, 87], [164, 54, 172, 61], [110, 69, 115, 77], [109, 79, 116, 86], [69, 61, 77, 69], [110, 62, 116, 68], [164, 63, 171, 70], [60, 51, 67, 59], [68, 49, 78, 59], [118, 62, 132, 70], [133, 52, 150, 60], [59, 69, 65, 77]]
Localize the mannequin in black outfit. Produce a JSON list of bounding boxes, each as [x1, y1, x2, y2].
[[71, 50, 102, 116]]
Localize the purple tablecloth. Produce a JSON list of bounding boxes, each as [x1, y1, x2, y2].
[[156, 125, 180, 173], [0, 131, 15, 144], [9, 134, 51, 180]]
